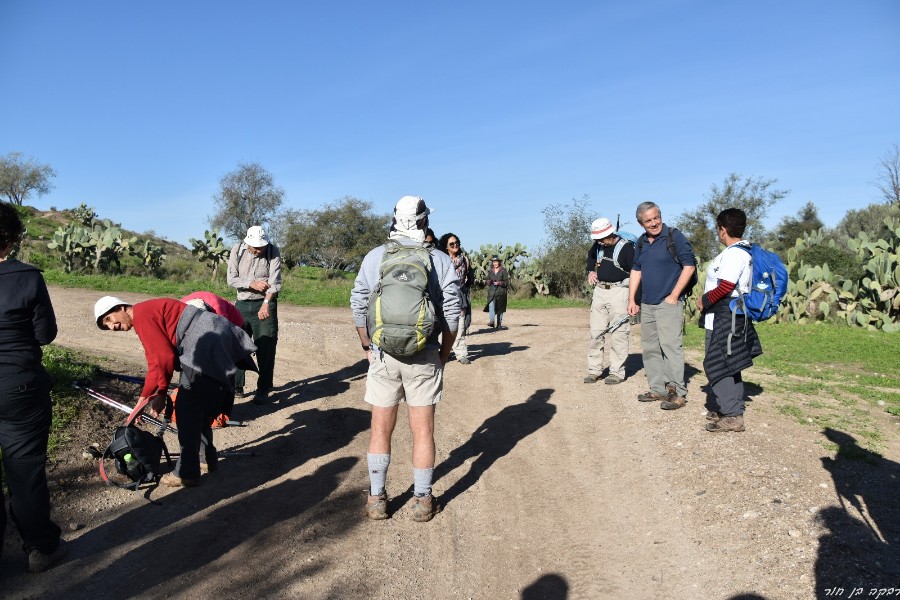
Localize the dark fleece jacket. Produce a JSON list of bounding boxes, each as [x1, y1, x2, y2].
[[0, 260, 57, 369]]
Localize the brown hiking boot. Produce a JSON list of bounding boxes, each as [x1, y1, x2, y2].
[[660, 384, 686, 410], [160, 472, 200, 487], [705, 410, 721, 421], [366, 493, 389, 520], [706, 415, 745, 432], [410, 494, 435, 522], [583, 374, 602, 384], [637, 391, 665, 402], [604, 374, 624, 385]]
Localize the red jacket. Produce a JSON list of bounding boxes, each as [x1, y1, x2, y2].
[[132, 299, 186, 398]]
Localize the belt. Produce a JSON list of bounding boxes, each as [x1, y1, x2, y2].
[[596, 282, 627, 290]]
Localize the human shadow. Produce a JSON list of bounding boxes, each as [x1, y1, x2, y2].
[[815, 428, 900, 593], [267, 359, 369, 405], [467, 341, 529, 359], [53, 457, 359, 599], [521, 573, 569, 599], [433, 389, 556, 508], [1, 404, 371, 598]]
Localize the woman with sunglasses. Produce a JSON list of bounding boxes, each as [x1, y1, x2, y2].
[[439, 233, 473, 363]]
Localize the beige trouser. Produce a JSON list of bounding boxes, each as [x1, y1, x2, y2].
[[587, 285, 630, 378]]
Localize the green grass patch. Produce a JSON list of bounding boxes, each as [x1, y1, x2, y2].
[[43, 346, 100, 455], [688, 319, 900, 456], [43, 266, 356, 308]]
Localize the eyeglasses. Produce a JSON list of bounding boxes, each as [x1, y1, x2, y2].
[[448, 242, 459, 247]]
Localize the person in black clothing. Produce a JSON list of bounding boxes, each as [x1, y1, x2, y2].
[[0, 203, 67, 572], [584, 217, 634, 385]]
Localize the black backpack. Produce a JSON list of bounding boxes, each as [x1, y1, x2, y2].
[[100, 401, 172, 490], [636, 227, 699, 297]]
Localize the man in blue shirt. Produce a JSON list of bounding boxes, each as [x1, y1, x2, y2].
[[627, 202, 696, 410]]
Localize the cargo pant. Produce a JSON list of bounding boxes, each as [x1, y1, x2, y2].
[[587, 284, 630, 379], [639, 300, 687, 398], [234, 298, 278, 392]]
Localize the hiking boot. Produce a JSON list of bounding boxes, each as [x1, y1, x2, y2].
[[160, 472, 200, 487], [366, 493, 389, 520], [660, 385, 686, 410], [458, 356, 471, 365], [487, 321, 495, 328], [583, 374, 602, 384], [27, 539, 68, 573], [660, 396, 687, 410], [706, 415, 745, 432], [604, 374, 624, 385], [637, 391, 664, 402], [251, 390, 270, 405], [705, 410, 721, 422], [410, 494, 435, 522]]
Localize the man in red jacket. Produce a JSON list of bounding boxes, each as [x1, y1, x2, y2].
[[94, 296, 256, 487]]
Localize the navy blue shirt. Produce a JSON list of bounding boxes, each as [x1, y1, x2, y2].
[[632, 225, 695, 305]]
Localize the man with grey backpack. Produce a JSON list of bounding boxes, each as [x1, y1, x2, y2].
[[350, 196, 462, 523]]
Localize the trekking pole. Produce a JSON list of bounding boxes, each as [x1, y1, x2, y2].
[[73, 382, 179, 435], [599, 314, 630, 337], [98, 371, 147, 386]]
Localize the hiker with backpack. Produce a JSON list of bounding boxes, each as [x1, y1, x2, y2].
[[695, 208, 764, 433], [350, 195, 462, 522], [627, 201, 697, 410], [227, 226, 282, 405], [439, 232, 474, 365], [0, 203, 68, 572], [584, 217, 634, 386], [94, 296, 257, 487]]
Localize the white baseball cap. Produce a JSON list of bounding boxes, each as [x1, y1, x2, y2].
[[590, 217, 615, 240], [94, 296, 130, 329], [244, 226, 269, 247]]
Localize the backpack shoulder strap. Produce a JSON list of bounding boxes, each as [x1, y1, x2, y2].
[[611, 238, 629, 272], [666, 227, 681, 265]]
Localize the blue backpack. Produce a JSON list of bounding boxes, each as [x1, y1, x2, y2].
[[730, 243, 789, 322]]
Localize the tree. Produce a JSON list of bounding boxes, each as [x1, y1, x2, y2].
[[277, 196, 390, 270], [876, 144, 900, 206], [767, 201, 824, 257], [674, 173, 788, 262], [210, 162, 285, 241], [0, 152, 57, 206], [536, 195, 595, 298], [833, 202, 895, 243]]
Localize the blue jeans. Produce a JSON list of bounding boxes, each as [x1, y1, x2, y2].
[[488, 301, 503, 326]]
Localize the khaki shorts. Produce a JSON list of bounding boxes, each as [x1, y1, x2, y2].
[[364, 347, 443, 408]]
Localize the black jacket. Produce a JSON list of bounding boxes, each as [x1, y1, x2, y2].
[[0, 260, 57, 370]]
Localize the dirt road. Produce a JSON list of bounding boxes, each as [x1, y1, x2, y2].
[[2, 286, 898, 599]]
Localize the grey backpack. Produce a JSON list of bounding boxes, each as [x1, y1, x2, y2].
[[367, 241, 436, 357]]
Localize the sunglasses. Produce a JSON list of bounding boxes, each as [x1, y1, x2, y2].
[[448, 242, 459, 247]]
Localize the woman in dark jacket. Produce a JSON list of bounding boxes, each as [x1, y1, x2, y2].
[[0, 203, 66, 571], [483, 255, 509, 329]]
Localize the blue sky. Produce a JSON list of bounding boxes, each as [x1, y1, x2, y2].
[[2, 1, 898, 254]]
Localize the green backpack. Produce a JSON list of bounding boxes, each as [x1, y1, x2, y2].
[[368, 240, 437, 357]]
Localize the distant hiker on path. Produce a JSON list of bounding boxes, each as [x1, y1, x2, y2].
[[227, 225, 282, 405], [584, 217, 633, 386], [94, 296, 257, 487], [0, 203, 68, 572], [484, 255, 509, 329], [350, 195, 461, 522]]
